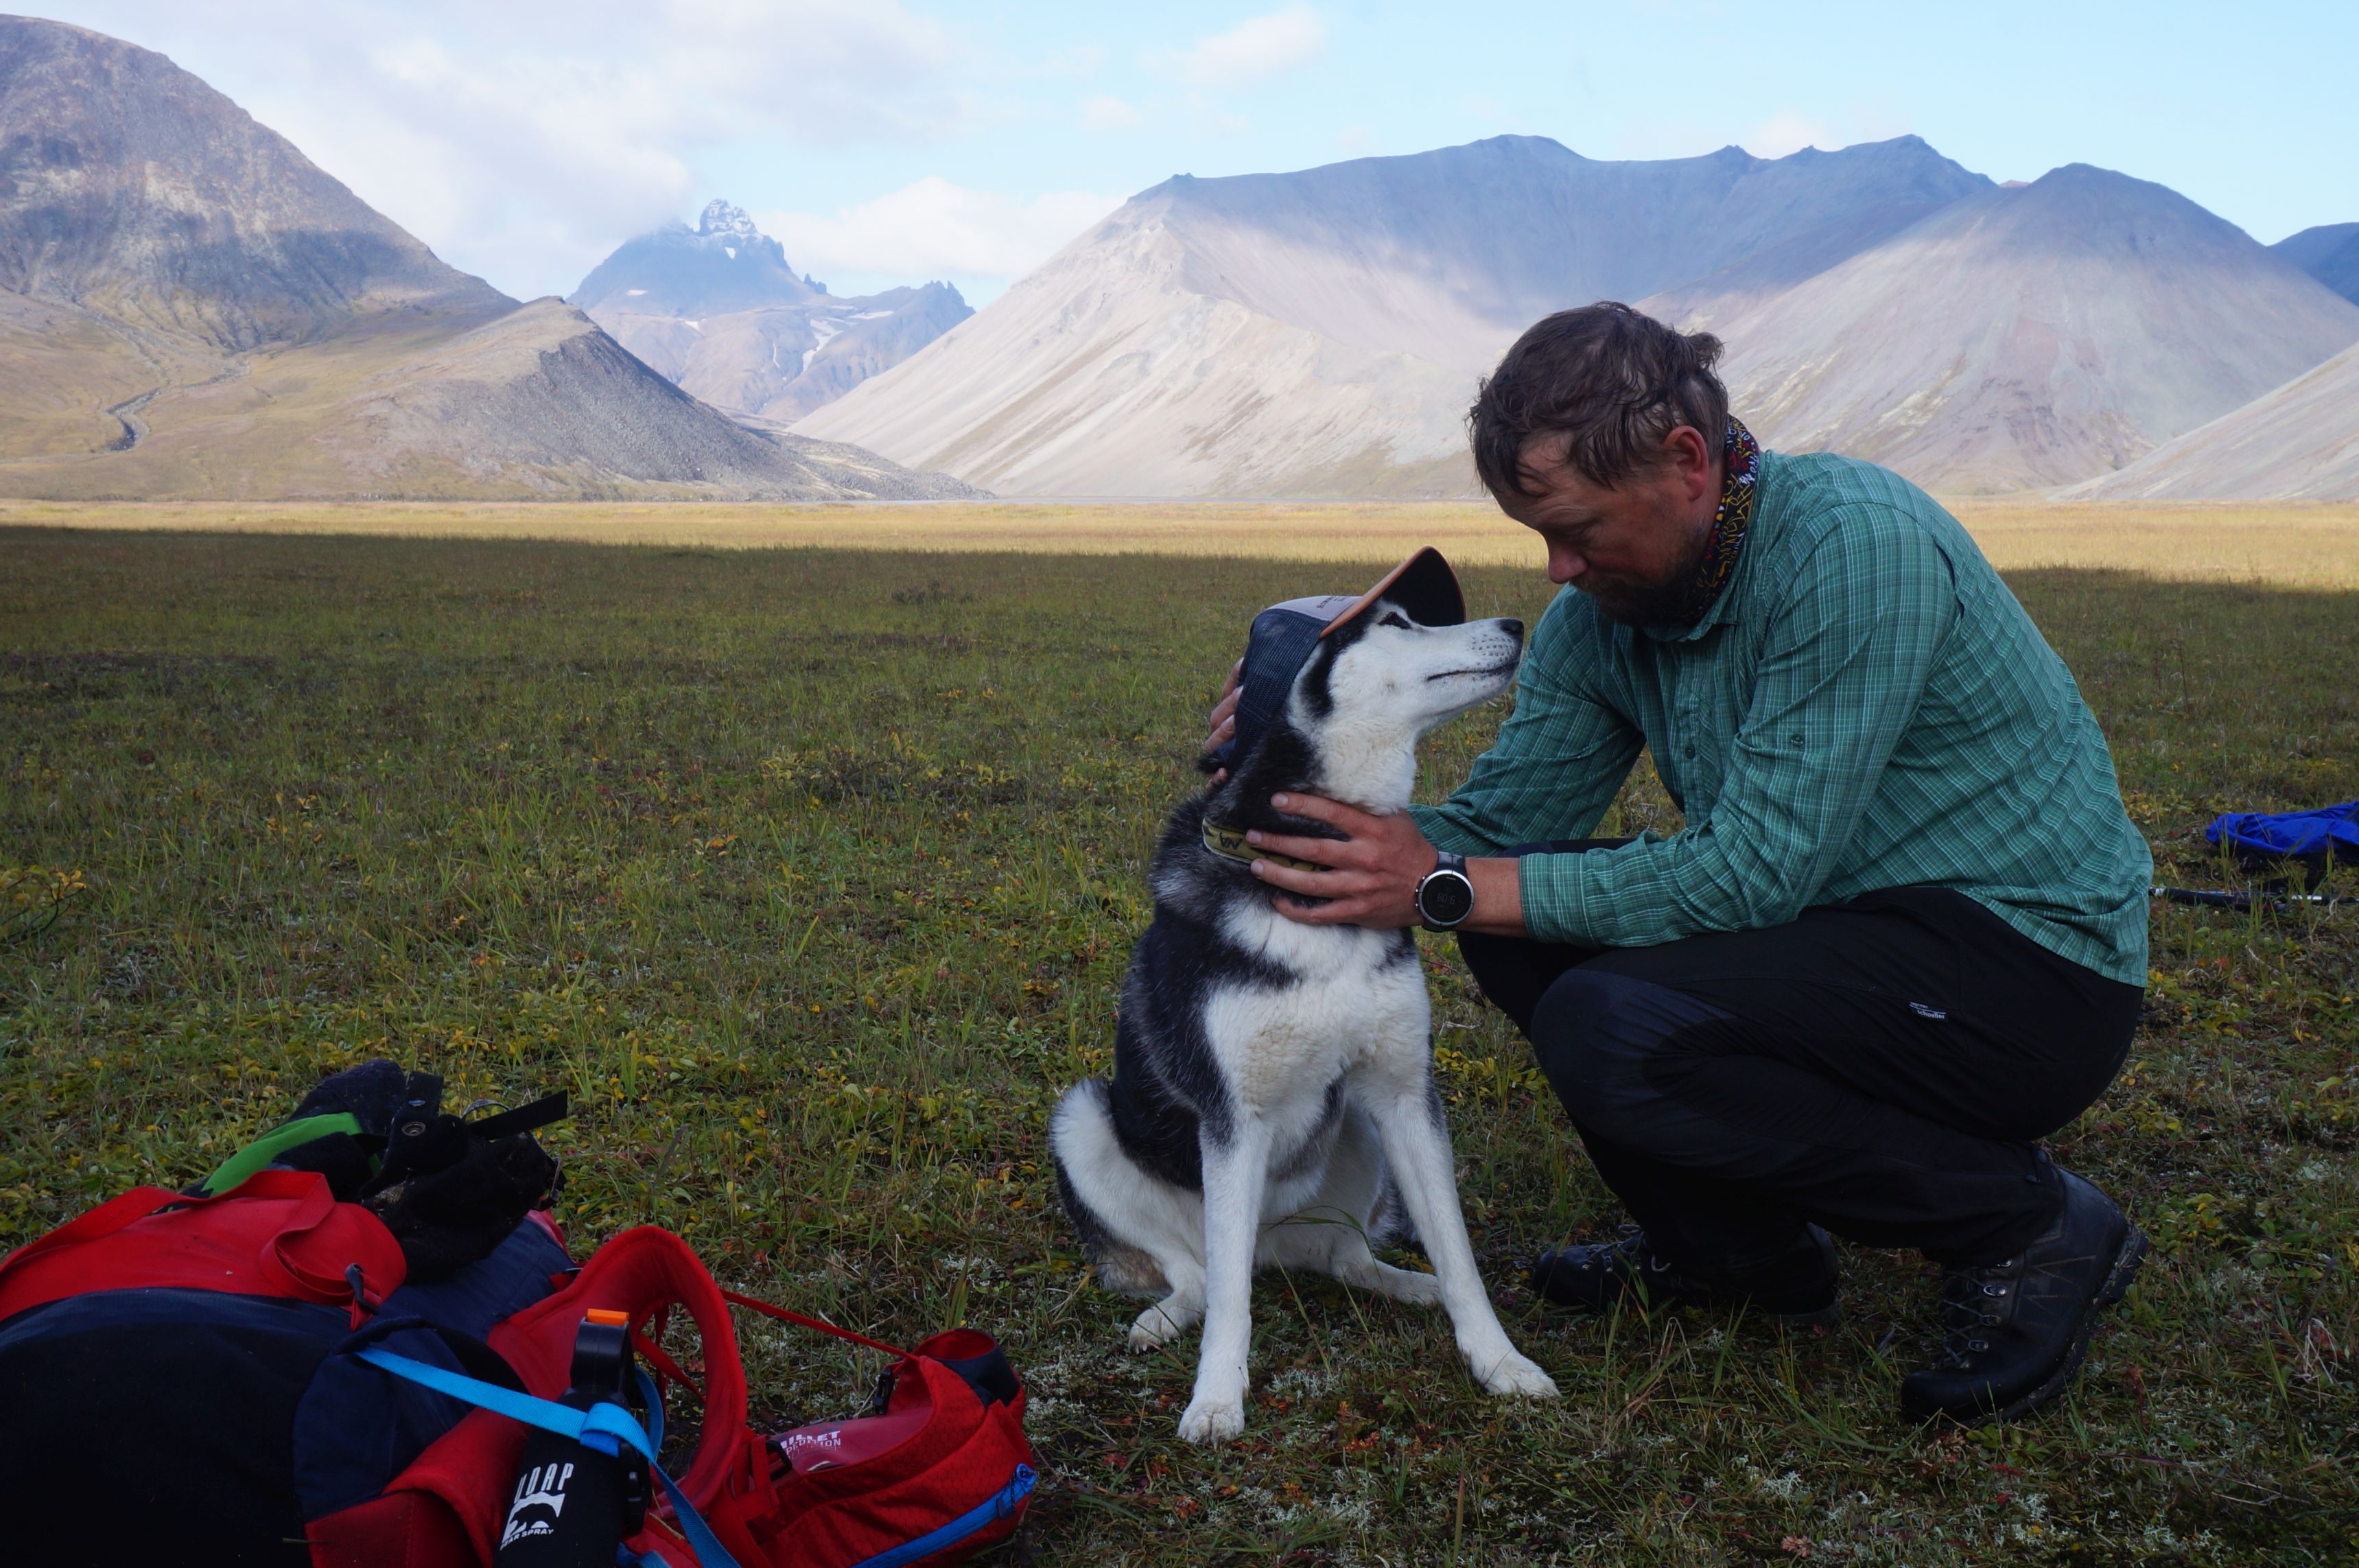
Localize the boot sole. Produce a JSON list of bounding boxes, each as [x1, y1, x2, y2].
[[1904, 1221, 2149, 1429]]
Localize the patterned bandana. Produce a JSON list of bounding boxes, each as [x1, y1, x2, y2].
[[1673, 416, 1762, 624]]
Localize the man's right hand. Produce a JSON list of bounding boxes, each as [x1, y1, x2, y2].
[[1204, 659, 1242, 787]]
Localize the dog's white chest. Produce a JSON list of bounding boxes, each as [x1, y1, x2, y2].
[[1204, 904, 1428, 1112]]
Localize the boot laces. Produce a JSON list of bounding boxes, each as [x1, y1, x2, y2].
[[1612, 1226, 1671, 1274], [1932, 1260, 2017, 1367]]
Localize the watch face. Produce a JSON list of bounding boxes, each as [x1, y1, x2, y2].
[[1420, 870, 1475, 926]]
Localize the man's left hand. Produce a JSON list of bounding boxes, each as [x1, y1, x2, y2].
[[1244, 793, 1435, 927]]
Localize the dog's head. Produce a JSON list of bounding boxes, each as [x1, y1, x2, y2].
[[1262, 595, 1524, 809]]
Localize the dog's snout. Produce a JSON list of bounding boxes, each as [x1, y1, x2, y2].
[[1500, 618, 1525, 640]]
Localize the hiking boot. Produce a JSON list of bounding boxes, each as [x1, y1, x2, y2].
[[1901, 1168, 2148, 1427], [1529, 1224, 1841, 1326]]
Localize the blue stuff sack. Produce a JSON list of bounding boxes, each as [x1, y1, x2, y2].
[[2207, 801, 2358, 874]]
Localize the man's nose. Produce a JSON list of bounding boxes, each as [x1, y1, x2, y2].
[[1549, 543, 1586, 584]]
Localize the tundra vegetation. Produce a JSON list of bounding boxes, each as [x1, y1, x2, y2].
[[5, 499, 2359, 589], [0, 522, 2353, 1565]]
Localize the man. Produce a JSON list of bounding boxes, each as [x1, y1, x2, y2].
[[1205, 302, 2152, 1427]]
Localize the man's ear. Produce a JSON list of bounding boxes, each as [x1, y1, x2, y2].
[[1662, 424, 1716, 502]]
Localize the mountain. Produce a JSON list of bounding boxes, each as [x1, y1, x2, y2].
[[2061, 338, 2359, 500], [573, 201, 971, 422], [795, 135, 1992, 496], [0, 18, 976, 500], [0, 15, 504, 348], [2274, 222, 2359, 306], [574, 199, 821, 316], [1685, 165, 2359, 493]]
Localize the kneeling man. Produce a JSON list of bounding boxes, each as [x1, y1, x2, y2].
[[1210, 303, 2151, 1427]]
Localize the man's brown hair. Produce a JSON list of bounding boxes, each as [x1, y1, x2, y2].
[[1468, 302, 1730, 498]]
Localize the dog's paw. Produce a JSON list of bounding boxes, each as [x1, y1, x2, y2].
[[1374, 1265, 1444, 1307], [1128, 1302, 1195, 1353], [1177, 1393, 1247, 1446], [1470, 1348, 1560, 1399]]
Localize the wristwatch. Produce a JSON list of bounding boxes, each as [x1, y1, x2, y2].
[[1413, 850, 1475, 932]]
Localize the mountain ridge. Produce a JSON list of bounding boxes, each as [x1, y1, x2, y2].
[[795, 134, 1995, 495], [0, 18, 978, 500], [2063, 336, 2359, 500], [0, 13, 507, 349], [2274, 222, 2359, 307], [1693, 163, 2359, 492]]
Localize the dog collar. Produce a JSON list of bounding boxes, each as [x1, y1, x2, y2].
[[1200, 818, 1332, 874]]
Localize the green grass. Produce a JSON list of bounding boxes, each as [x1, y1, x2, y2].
[[1, 526, 2353, 1565]]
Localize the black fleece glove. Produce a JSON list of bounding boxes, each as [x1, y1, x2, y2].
[[362, 1127, 561, 1282]]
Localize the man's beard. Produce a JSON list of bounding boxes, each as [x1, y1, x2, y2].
[[1577, 527, 1715, 629]]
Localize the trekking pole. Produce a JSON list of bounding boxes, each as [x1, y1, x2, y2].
[[2151, 886, 2342, 913]]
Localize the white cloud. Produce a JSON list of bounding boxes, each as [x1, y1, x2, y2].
[[49, 0, 965, 298], [1079, 95, 1144, 132], [762, 180, 1124, 294], [1182, 5, 1326, 86]]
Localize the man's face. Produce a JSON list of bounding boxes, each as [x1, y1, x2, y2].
[[1493, 425, 1722, 628]]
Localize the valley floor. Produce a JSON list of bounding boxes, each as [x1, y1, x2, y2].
[[1, 498, 2355, 587], [1, 530, 2352, 1564]]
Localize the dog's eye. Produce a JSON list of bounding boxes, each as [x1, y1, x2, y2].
[[1378, 612, 1411, 629]]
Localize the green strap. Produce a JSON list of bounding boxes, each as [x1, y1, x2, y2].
[[199, 1112, 365, 1195]]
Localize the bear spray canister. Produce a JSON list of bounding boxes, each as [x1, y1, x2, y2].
[[495, 1309, 650, 1566]]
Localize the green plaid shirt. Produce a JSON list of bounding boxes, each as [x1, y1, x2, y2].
[[1413, 450, 2151, 985]]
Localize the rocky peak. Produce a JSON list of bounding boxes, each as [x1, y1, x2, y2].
[[698, 200, 760, 242], [570, 197, 815, 315]]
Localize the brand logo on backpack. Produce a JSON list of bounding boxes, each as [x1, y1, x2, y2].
[[500, 1461, 574, 1547]]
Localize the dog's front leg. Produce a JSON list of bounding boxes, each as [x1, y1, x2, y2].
[[1368, 1079, 1559, 1400], [1178, 1112, 1271, 1444]]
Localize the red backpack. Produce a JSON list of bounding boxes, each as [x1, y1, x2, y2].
[[0, 1170, 1034, 1567]]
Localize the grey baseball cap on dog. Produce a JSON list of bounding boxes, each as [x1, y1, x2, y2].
[[1210, 546, 1465, 771]]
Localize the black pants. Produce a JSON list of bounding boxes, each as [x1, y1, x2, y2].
[[1459, 843, 2144, 1272]]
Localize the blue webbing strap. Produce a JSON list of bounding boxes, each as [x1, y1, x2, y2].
[[846, 1463, 1037, 1568], [631, 1364, 666, 1453], [356, 1348, 741, 1568]]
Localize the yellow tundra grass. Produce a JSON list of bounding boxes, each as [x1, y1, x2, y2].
[[1, 496, 2353, 587]]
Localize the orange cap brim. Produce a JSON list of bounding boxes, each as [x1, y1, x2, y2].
[[1316, 546, 1465, 638]]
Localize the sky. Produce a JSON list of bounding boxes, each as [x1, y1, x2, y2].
[[39, 1, 2359, 306]]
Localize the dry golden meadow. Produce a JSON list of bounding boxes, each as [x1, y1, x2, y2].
[[1, 500, 2354, 1565], [4, 497, 2356, 587]]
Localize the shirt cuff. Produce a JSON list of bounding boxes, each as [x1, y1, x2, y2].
[[1513, 844, 1605, 946]]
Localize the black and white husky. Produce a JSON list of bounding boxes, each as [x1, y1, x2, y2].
[[1050, 595, 1556, 1444]]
